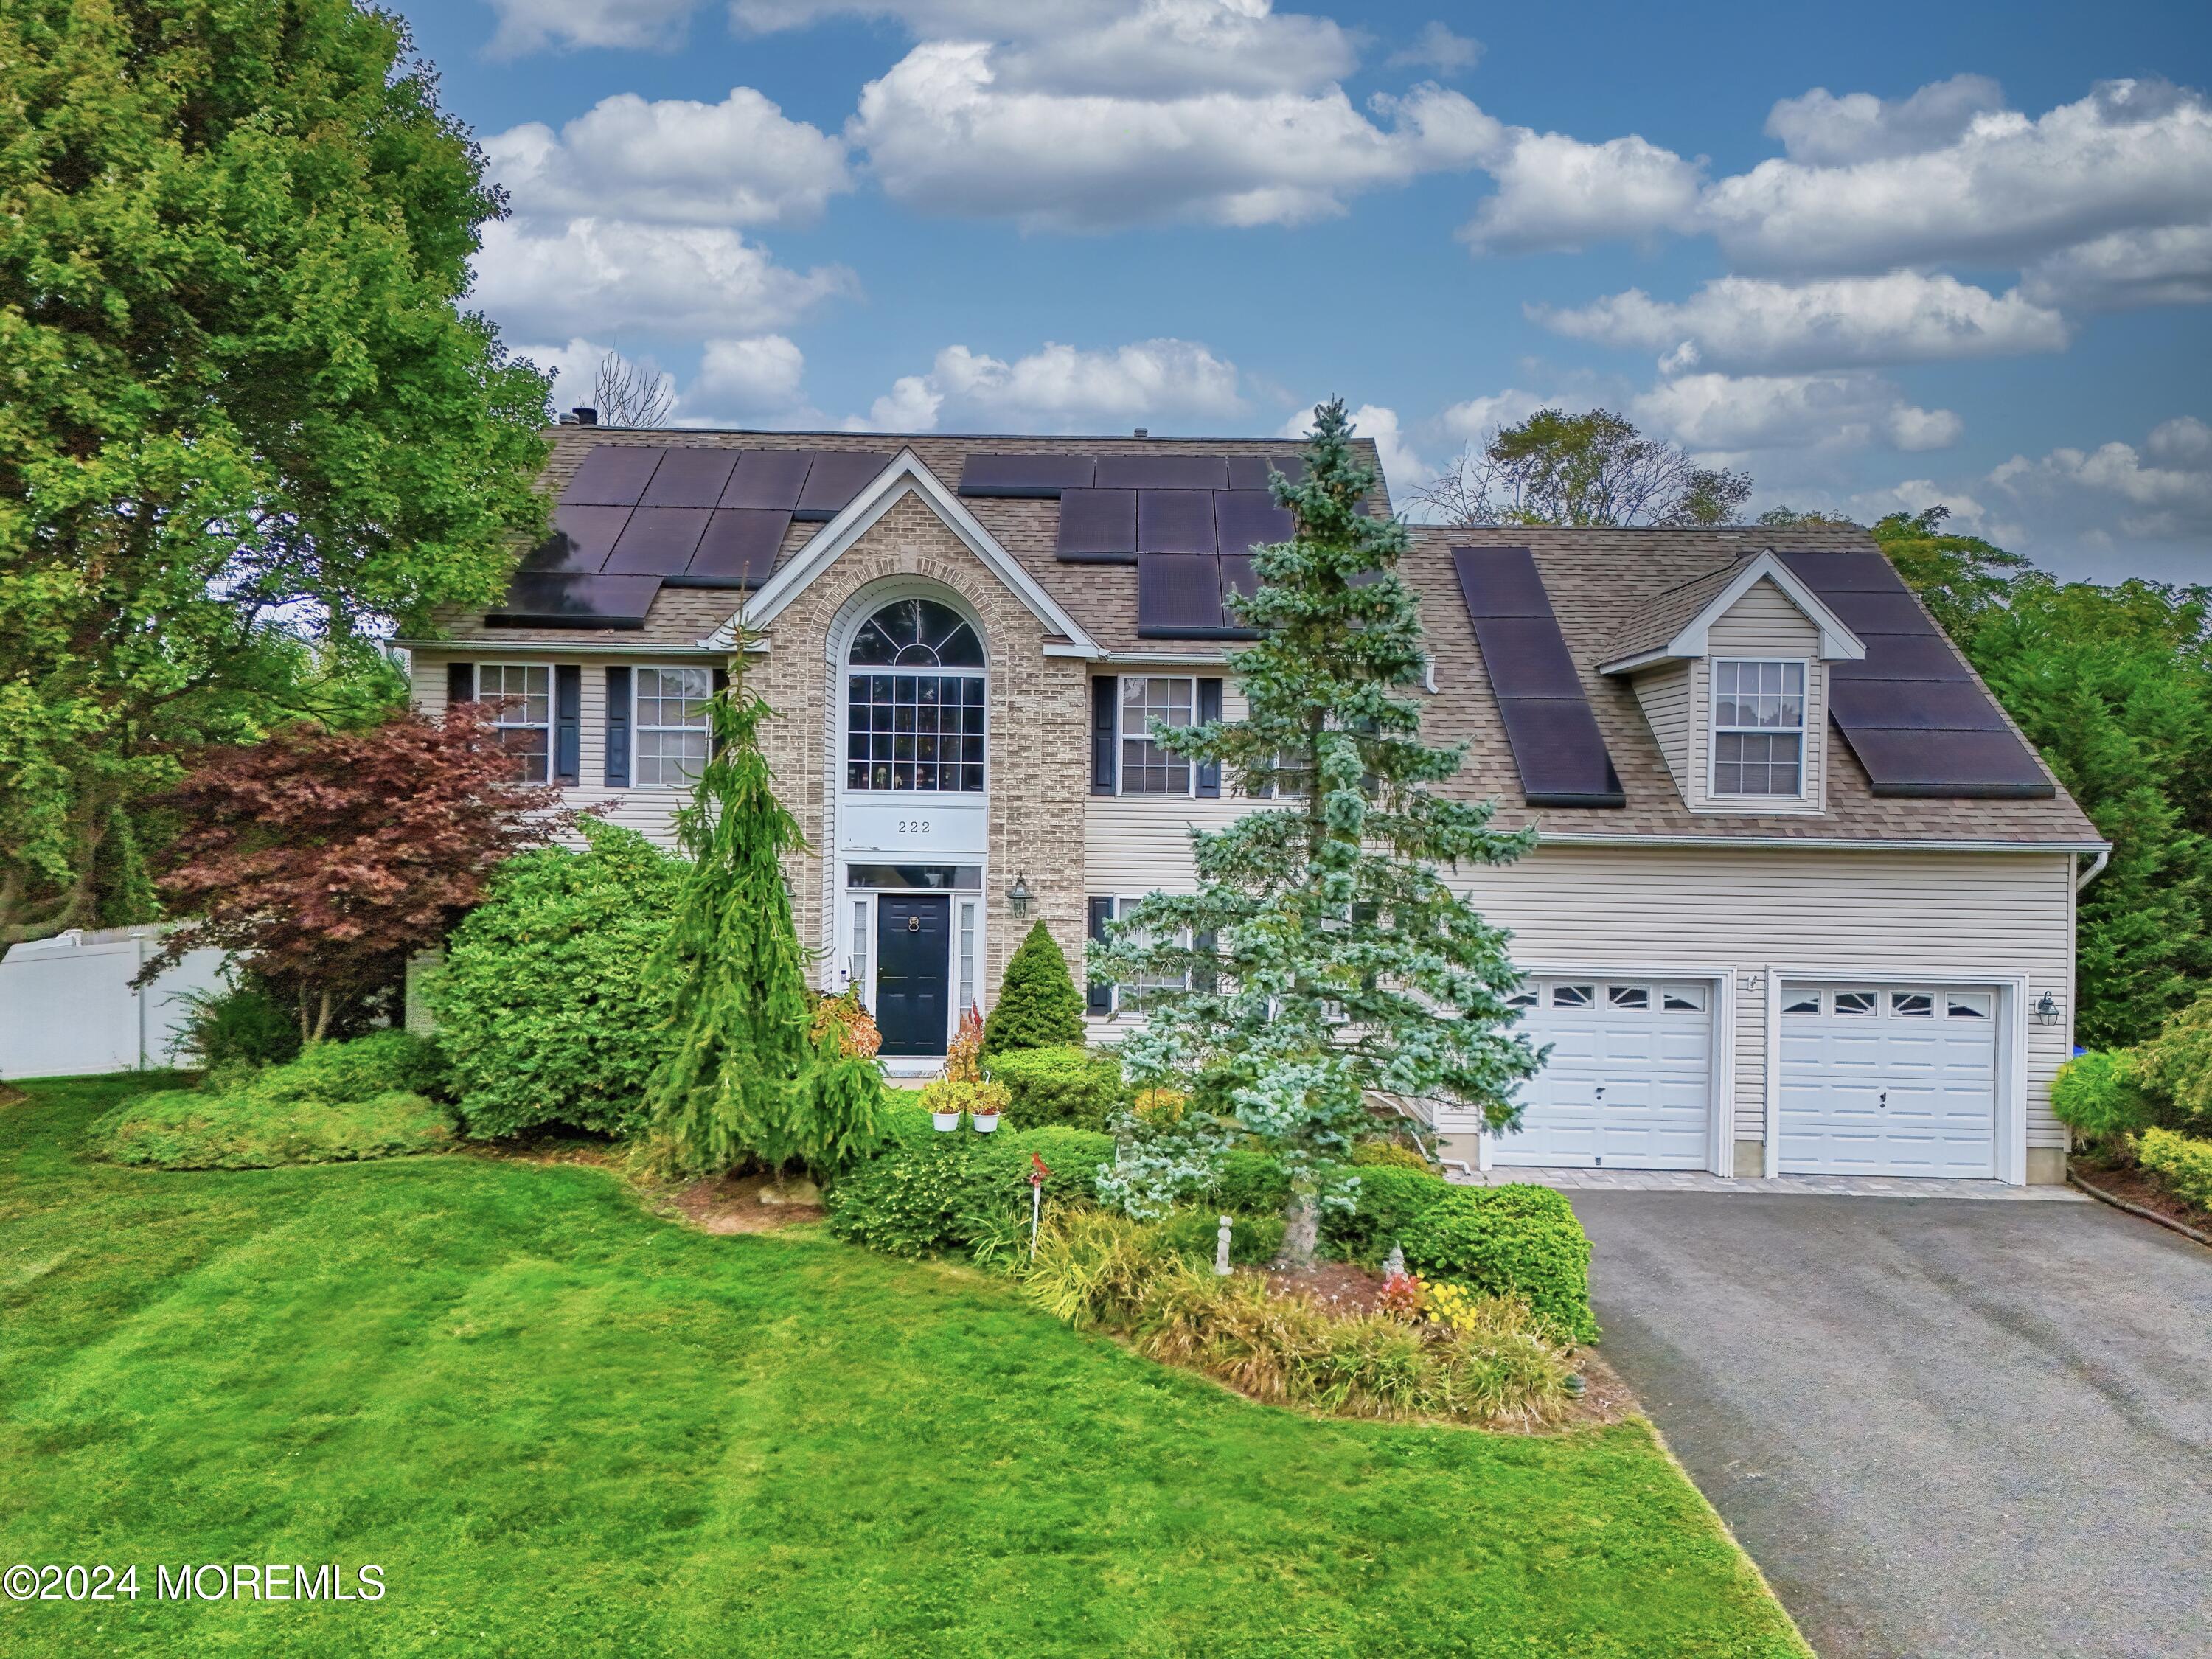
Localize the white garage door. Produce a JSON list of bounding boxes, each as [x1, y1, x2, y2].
[[1780, 984, 1998, 1177], [1492, 978, 1716, 1169]]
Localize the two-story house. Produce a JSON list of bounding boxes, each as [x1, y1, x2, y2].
[[403, 422, 2107, 1186]]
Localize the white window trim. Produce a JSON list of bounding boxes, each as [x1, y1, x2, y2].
[[477, 661, 554, 785], [1116, 675, 1200, 799], [831, 865, 987, 1061], [1091, 894, 1193, 1018], [632, 665, 713, 790], [1707, 657, 1809, 803], [834, 586, 991, 802]]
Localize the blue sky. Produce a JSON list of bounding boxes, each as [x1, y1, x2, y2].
[[395, 0, 2211, 580]]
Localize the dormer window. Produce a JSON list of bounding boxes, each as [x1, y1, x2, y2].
[[1711, 659, 1806, 797]]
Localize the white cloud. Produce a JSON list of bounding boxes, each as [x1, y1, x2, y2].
[[678, 335, 812, 423], [1279, 401, 1427, 487], [853, 337, 1247, 431], [1532, 271, 2069, 372], [485, 89, 851, 227], [471, 218, 857, 339], [1433, 388, 1551, 444], [2021, 222, 2212, 310], [1459, 129, 1704, 254], [1633, 372, 1961, 454], [512, 337, 663, 415], [1989, 415, 2212, 543], [1703, 78, 2212, 275], [1763, 73, 2006, 166], [1388, 22, 1482, 76], [485, 0, 700, 55], [850, 44, 1495, 229]]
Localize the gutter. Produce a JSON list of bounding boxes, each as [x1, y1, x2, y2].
[[2075, 846, 2111, 891], [1533, 832, 2112, 857], [392, 638, 732, 658]]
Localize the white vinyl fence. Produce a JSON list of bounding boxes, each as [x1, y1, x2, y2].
[[0, 927, 229, 1081]]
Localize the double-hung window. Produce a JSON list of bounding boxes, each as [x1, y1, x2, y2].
[[1120, 676, 1194, 794], [480, 664, 552, 783], [1711, 659, 1806, 797], [634, 667, 712, 787]]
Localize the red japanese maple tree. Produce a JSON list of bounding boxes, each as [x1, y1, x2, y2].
[[145, 706, 575, 1043]]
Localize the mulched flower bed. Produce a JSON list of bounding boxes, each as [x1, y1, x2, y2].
[[2072, 1153, 2212, 1240]]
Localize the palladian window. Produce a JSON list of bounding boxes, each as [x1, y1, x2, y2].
[[845, 598, 987, 793]]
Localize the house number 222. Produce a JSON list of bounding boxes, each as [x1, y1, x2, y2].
[[896, 819, 931, 835]]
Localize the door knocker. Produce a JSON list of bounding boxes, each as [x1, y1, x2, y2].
[[907, 915, 920, 932]]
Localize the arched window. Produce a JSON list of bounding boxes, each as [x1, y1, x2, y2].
[[846, 597, 986, 792]]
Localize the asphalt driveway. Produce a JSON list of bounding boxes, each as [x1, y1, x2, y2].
[[1568, 1192, 2212, 1659]]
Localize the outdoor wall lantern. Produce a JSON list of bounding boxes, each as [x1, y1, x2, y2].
[[1008, 873, 1032, 918], [2034, 991, 2062, 1027]]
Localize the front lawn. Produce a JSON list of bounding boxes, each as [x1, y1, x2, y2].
[[1, 1076, 1806, 1658]]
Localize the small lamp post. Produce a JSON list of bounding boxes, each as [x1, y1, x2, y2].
[[1008, 873, 1033, 919]]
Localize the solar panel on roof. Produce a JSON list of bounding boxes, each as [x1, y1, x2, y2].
[[1057, 488, 1138, 561], [1218, 554, 1263, 626], [639, 448, 740, 508], [1097, 454, 1230, 491], [522, 504, 632, 573], [1214, 490, 1294, 555], [1225, 454, 1303, 492], [1137, 553, 1234, 638], [1776, 545, 2053, 797], [604, 507, 712, 576], [1453, 545, 1624, 808], [1136, 490, 1217, 554], [719, 450, 812, 511], [794, 451, 888, 521], [562, 445, 667, 506], [959, 453, 1096, 497], [672, 508, 787, 588], [487, 574, 660, 630]]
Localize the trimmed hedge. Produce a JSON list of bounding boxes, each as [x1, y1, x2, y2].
[[1402, 1186, 1596, 1346], [2051, 1049, 2158, 1141], [1322, 1164, 1450, 1265], [2139, 1127, 2212, 1211], [1349, 1140, 1433, 1172], [824, 1110, 1113, 1259], [987, 1045, 1123, 1130], [1211, 1149, 1293, 1216], [981, 922, 1087, 1056], [97, 1088, 453, 1170], [245, 1029, 448, 1104]]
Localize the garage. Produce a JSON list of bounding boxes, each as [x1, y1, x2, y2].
[[1492, 978, 1717, 1170], [1779, 983, 1999, 1177]]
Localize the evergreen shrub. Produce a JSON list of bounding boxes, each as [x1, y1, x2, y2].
[[171, 973, 302, 1071], [2137, 992, 2212, 1133], [1211, 1149, 1293, 1215], [1156, 1207, 1286, 1267], [2051, 1050, 2159, 1142], [96, 1088, 453, 1170], [1322, 1164, 1449, 1265], [824, 1119, 1108, 1259], [1401, 1186, 1596, 1346], [2138, 1127, 2212, 1210], [981, 922, 1087, 1056], [431, 821, 686, 1139], [987, 1044, 1121, 1129], [1350, 1140, 1433, 1172]]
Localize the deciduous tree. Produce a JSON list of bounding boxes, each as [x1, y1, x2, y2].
[[1413, 408, 1750, 528]]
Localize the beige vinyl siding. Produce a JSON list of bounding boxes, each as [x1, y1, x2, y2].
[[410, 650, 698, 846], [1632, 661, 1692, 796], [1458, 844, 2075, 1157], [1690, 580, 1829, 814]]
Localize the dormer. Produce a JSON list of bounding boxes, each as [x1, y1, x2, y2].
[[1598, 550, 1865, 815]]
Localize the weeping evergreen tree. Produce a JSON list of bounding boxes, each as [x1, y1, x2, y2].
[[1097, 400, 1542, 1263], [642, 655, 815, 1178]]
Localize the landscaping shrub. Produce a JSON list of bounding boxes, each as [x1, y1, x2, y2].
[[170, 972, 302, 1071], [1023, 1208, 1169, 1328], [1402, 1185, 1597, 1346], [1009, 1125, 1115, 1200], [431, 821, 687, 1139], [2138, 1127, 2212, 1211], [252, 1029, 448, 1104], [825, 1120, 1093, 1262], [2051, 1049, 2159, 1143], [1210, 1148, 1293, 1216], [1322, 1164, 1450, 1264], [987, 1044, 1122, 1130], [1155, 1206, 1287, 1267], [2136, 991, 2212, 1133], [96, 1088, 453, 1170], [981, 922, 1087, 1056], [1350, 1139, 1432, 1172]]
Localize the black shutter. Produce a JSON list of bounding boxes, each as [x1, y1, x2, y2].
[[711, 665, 729, 757], [1193, 928, 1218, 994], [553, 665, 582, 785], [1195, 677, 1222, 797], [445, 661, 474, 710], [1086, 897, 1115, 1013], [1091, 675, 1118, 796], [604, 667, 631, 787]]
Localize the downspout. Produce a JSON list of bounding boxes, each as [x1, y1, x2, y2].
[[2076, 847, 2110, 891]]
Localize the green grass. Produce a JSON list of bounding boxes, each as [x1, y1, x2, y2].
[[1, 1075, 1806, 1658]]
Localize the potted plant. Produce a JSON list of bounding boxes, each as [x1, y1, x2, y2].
[[931, 1101, 963, 1133], [972, 1093, 1002, 1133]]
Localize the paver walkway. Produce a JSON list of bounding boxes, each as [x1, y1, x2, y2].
[[1454, 1165, 2084, 1199]]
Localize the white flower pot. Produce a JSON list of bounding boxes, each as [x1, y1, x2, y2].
[[932, 1110, 961, 1133], [972, 1112, 1000, 1134]]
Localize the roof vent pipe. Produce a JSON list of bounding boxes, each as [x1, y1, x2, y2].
[[573, 406, 599, 426], [1132, 428, 1148, 437]]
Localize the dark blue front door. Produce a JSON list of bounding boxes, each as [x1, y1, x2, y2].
[[876, 895, 951, 1057]]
